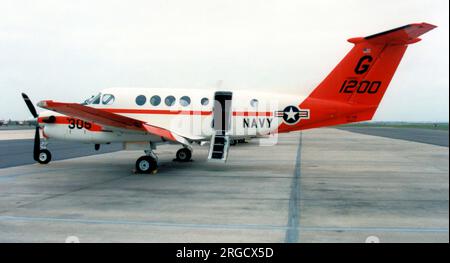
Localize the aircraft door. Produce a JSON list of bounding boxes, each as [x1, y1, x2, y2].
[[212, 91, 233, 134], [209, 91, 233, 161]]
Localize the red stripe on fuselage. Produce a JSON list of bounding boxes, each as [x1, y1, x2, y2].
[[101, 108, 273, 116], [103, 108, 212, 115], [232, 111, 272, 117]]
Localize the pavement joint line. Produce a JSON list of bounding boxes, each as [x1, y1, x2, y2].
[[285, 132, 303, 243], [0, 215, 447, 233], [0, 215, 287, 231], [300, 226, 449, 233]]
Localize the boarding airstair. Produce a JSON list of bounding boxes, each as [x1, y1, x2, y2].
[[208, 91, 232, 162]]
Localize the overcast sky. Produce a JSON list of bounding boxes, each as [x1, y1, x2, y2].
[[0, 0, 448, 121]]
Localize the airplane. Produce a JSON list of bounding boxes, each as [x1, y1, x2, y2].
[[21, 22, 436, 174]]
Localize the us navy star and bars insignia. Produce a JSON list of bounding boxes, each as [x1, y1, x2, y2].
[[275, 105, 310, 125]]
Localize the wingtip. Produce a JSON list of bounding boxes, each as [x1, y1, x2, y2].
[[416, 22, 438, 29]]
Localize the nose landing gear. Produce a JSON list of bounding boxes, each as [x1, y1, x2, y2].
[[37, 149, 52, 164], [21, 93, 53, 165], [36, 140, 52, 165]]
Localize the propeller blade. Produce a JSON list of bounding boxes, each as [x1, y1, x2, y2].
[[33, 126, 40, 161], [21, 93, 38, 118]]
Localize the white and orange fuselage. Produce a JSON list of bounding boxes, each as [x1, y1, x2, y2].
[[38, 88, 306, 144]]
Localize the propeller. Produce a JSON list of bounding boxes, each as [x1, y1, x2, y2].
[[21, 93, 40, 161], [21, 93, 38, 118]]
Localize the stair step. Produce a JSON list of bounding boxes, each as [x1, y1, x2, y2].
[[208, 133, 230, 161], [212, 153, 223, 159]]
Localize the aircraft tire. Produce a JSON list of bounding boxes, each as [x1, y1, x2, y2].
[[37, 149, 52, 164], [136, 156, 157, 174], [176, 148, 192, 162]]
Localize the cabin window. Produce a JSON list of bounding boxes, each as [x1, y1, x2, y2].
[[135, 95, 146, 106], [180, 96, 191, 107], [82, 93, 101, 105], [164, 95, 176, 106], [150, 95, 161, 106], [201, 97, 209, 106], [102, 94, 115, 105], [250, 99, 258, 108]]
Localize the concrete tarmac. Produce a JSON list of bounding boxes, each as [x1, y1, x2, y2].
[[0, 139, 122, 169], [338, 126, 449, 147], [0, 129, 34, 141], [0, 128, 447, 242]]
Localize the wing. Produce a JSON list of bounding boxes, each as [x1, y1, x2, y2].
[[37, 100, 190, 145]]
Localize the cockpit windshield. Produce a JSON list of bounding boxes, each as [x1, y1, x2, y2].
[[81, 93, 101, 105]]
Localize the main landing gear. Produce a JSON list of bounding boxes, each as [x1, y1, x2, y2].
[[135, 147, 193, 174], [135, 149, 158, 174], [230, 139, 246, 146], [135, 155, 158, 174], [175, 148, 192, 162]]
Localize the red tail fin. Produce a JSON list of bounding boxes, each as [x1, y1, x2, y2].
[[280, 23, 437, 132]]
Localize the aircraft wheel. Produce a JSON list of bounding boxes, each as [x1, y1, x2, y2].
[[176, 148, 192, 162], [136, 156, 158, 174], [37, 149, 52, 164]]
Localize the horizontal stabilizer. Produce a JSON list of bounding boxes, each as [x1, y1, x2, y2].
[[349, 22, 437, 45]]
